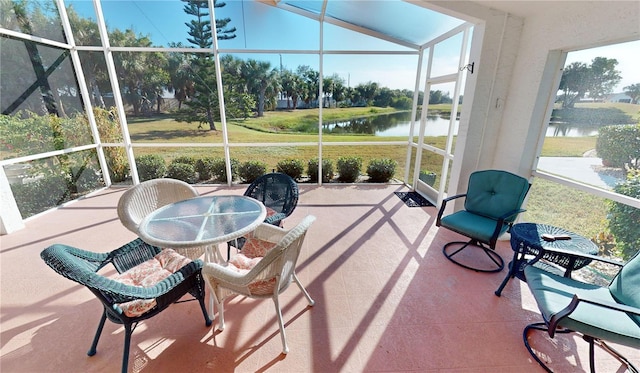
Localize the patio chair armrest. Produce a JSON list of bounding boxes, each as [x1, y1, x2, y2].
[[548, 294, 640, 335], [41, 243, 109, 275], [265, 212, 287, 226], [202, 262, 256, 286], [497, 208, 527, 223], [249, 222, 288, 243], [489, 208, 527, 243], [436, 193, 466, 226]]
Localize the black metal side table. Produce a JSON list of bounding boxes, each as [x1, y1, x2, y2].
[[495, 222, 599, 296]]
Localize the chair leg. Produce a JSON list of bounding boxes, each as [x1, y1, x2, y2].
[[87, 310, 107, 356], [272, 294, 289, 354], [592, 338, 640, 373], [214, 289, 225, 331], [522, 322, 636, 373], [443, 240, 504, 273], [293, 273, 315, 306], [121, 324, 133, 373], [197, 292, 212, 327], [523, 322, 554, 373]]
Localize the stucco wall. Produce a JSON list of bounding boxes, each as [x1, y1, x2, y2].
[[492, 1, 640, 174], [432, 0, 640, 197]]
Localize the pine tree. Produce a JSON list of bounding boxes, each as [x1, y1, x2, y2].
[[177, 0, 236, 130]]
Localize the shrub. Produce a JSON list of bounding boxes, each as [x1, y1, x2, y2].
[[238, 160, 266, 183], [195, 157, 216, 181], [276, 159, 305, 180], [220, 158, 240, 182], [336, 156, 362, 183], [195, 157, 240, 182], [596, 124, 640, 169], [135, 154, 166, 181], [12, 175, 70, 218], [172, 156, 197, 166], [366, 158, 397, 182], [166, 162, 197, 183], [308, 158, 334, 183], [608, 170, 640, 259], [94, 107, 128, 182]]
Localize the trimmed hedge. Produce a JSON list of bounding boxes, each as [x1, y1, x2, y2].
[[366, 158, 397, 182], [166, 162, 197, 183], [136, 154, 167, 181], [238, 160, 266, 183], [276, 159, 305, 180], [308, 158, 334, 183], [608, 170, 640, 259], [336, 156, 362, 183], [596, 124, 640, 169]]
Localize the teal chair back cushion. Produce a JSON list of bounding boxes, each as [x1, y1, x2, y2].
[[464, 170, 529, 222], [609, 252, 640, 323]]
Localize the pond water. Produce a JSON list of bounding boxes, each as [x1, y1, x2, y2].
[[322, 112, 598, 137]]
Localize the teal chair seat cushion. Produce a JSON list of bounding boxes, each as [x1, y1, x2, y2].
[[525, 265, 640, 348], [439, 210, 508, 243]]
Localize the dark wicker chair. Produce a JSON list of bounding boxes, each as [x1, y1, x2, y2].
[[228, 172, 299, 258], [40, 238, 212, 373], [436, 169, 531, 272], [523, 248, 640, 372]]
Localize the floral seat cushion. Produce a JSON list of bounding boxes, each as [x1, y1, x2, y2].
[[112, 249, 192, 317], [227, 238, 278, 295]]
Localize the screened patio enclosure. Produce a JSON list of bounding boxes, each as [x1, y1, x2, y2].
[[0, 0, 472, 230], [1, 0, 639, 238]]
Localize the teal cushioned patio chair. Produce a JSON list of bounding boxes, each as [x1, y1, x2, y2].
[[41, 238, 212, 373], [436, 169, 530, 272], [523, 247, 640, 372]]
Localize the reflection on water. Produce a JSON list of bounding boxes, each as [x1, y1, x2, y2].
[[322, 112, 597, 137], [546, 122, 599, 137], [322, 111, 458, 137]]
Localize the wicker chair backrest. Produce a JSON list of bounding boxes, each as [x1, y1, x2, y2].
[[117, 178, 198, 233], [246, 215, 314, 284], [244, 173, 299, 219]]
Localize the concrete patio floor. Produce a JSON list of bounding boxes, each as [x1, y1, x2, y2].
[[1, 184, 637, 372]]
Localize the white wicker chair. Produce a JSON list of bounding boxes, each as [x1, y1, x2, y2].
[[202, 215, 316, 354], [117, 178, 202, 258]]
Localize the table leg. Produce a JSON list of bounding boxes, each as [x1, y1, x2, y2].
[[495, 250, 521, 296]]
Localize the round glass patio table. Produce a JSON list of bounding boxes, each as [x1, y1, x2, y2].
[[138, 195, 266, 263]]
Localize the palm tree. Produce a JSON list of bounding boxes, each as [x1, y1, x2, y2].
[[167, 43, 195, 110], [623, 83, 640, 104], [280, 68, 303, 110], [243, 60, 279, 117]]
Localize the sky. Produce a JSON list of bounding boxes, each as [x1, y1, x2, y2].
[[65, 0, 466, 91], [64, 0, 638, 93]]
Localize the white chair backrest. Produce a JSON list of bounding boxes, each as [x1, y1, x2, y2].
[[117, 178, 198, 234], [245, 215, 316, 293]]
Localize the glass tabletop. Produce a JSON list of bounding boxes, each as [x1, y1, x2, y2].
[[139, 195, 266, 249]]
